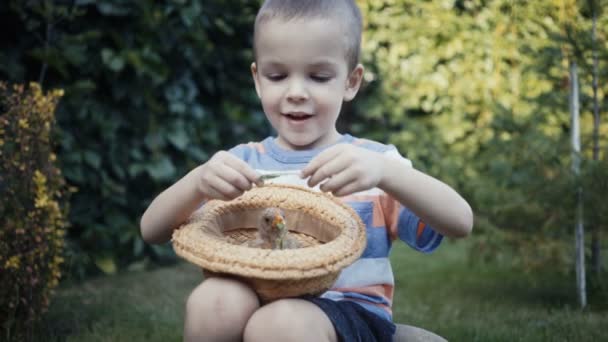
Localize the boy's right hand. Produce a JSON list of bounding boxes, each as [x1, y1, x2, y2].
[[195, 151, 261, 201]]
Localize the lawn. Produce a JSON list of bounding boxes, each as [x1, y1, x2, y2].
[[34, 239, 606, 341]]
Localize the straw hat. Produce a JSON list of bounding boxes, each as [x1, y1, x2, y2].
[[172, 184, 366, 301]]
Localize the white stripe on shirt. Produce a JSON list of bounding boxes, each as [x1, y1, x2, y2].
[[332, 257, 395, 288]]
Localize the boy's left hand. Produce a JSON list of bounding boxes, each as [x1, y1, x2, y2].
[[301, 144, 386, 197]]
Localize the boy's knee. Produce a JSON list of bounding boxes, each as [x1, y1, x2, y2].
[[249, 299, 295, 325], [186, 277, 259, 320], [244, 300, 294, 340], [185, 277, 259, 340], [244, 299, 335, 342]]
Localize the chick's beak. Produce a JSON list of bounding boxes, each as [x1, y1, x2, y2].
[[271, 214, 285, 230]]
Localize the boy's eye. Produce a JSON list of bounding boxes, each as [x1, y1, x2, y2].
[[311, 74, 332, 82], [266, 74, 286, 81]]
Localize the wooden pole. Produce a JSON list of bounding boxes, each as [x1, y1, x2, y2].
[[569, 60, 586, 308]]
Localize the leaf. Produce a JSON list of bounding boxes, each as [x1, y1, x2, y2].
[[101, 48, 125, 72], [83, 150, 101, 168], [187, 146, 207, 161], [167, 128, 189, 151], [70, 79, 97, 92], [144, 131, 165, 150], [94, 256, 117, 274], [63, 44, 88, 66], [133, 238, 144, 257], [96, 2, 131, 16], [127, 163, 145, 177], [169, 102, 186, 114], [145, 157, 176, 181]]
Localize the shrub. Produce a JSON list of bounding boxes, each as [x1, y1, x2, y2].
[[0, 82, 69, 341]]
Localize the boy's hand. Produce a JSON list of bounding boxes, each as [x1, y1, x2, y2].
[[196, 151, 261, 200], [301, 144, 386, 197]]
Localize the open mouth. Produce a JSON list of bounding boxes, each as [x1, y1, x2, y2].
[[285, 113, 313, 121]]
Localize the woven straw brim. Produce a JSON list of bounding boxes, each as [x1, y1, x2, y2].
[[172, 184, 366, 300]]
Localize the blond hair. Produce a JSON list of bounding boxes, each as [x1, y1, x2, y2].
[[254, 0, 362, 71]]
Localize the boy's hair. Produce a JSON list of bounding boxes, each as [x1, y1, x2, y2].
[[254, 0, 363, 71]]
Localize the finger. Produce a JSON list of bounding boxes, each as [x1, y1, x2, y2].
[[217, 164, 253, 192], [208, 175, 244, 200], [204, 186, 229, 201], [222, 153, 262, 185], [331, 181, 363, 197], [301, 145, 342, 178], [319, 167, 357, 193], [202, 180, 229, 201], [307, 154, 348, 188]]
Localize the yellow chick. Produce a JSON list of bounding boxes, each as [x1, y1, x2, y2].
[[246, 207, 301, 249]]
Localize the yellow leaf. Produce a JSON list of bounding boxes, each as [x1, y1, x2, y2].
[[94, 256, 117, 274]]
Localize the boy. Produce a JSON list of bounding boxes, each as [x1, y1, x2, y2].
[[140, 0, 473, 341]]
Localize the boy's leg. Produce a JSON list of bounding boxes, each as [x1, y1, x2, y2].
[[184, 277, 260, 342], [243, 298, 338, 342]]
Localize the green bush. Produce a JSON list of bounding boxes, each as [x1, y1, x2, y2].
[[0, 82, 69, 341], [356, 0, 608, 277], [0, 0, 265, 276]]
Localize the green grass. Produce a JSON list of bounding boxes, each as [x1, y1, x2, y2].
[[34, 261, 199, 342], [34, 239, 607, 341], [391, 241, 607, 341]]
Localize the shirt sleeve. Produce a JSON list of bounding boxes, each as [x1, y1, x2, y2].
[[396, 206, 443, 253], [228, 144, 251, 161]]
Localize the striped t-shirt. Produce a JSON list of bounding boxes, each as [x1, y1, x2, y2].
[[229, 134, 443, 321]]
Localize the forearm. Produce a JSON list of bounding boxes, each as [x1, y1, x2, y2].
[[379, 158, 473, 238], [140, 166, 205, 244]]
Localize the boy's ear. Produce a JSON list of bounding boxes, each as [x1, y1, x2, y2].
[[251, 62, 261, 98], [343, 64, 364, 102]]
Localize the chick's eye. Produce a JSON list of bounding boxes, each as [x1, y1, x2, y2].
[[265, 217, 271, 223]]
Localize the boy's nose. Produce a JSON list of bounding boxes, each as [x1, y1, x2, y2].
[[286, 79, 308, 102]]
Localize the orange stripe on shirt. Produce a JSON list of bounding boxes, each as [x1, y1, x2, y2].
[[416, 220, 426, 241], [333, 284, 395, 305], [379, 195, 401, 241], [340, 194, 377, 202], [343, 298, 393, 316], [247, 142, 265, 154], [340, 194, 386, 228]]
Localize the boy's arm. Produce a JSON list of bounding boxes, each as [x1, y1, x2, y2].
[[302, 144, 473, 239], [140, 151, 261, 244], [140, 166, 207, 244], [379, 157, 473, 238]]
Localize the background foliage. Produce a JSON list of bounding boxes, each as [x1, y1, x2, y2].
[[0, 82, 68, 340], [354, 0, 608, 275], [0, 0, 606, 303], [1, 0, 268, 277]]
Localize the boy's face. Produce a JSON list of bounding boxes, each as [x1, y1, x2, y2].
[[252, 18, 363, 150]]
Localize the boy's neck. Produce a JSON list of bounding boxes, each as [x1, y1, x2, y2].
[[275, 131, 343, 151]]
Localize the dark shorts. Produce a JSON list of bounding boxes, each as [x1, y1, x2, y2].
[[304, 297, 396, 342]]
